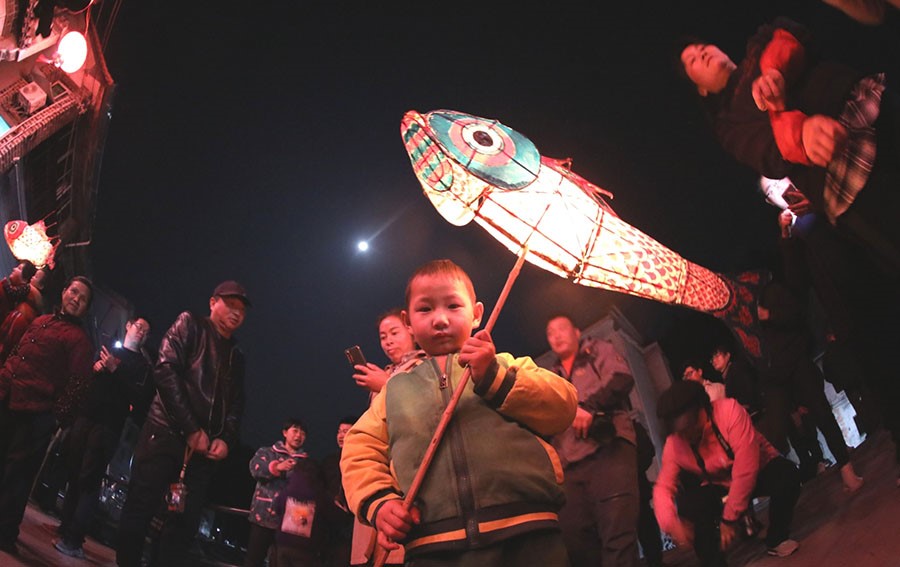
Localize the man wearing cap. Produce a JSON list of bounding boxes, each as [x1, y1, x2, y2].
[[116, 281, 250, 567]]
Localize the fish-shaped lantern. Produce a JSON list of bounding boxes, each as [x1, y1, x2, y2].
[[5, 220, 59, 269], [401, 109, 763, 358]]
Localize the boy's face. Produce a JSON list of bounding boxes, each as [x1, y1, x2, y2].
[[283, 425, 306, 451], [404, 273, 483, 356], [336, 423, 352, 449], [379, 315, 415, 365], [682, 366, 703, 383], [710, 350, 730, 373], [124, 319, 151, 347], [680, 43, 735, 96]]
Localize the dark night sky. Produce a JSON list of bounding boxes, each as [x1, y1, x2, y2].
[[87, 2, 899, 459]]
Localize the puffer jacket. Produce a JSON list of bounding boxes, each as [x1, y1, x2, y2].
[[145, 311, 244, 447], [341, 352, 577, 557], [248, 441, 309, 529]]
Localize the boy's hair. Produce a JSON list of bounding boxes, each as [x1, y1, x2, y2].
[[404, 259, 476, 307], [670, 33, 728, 122], [338, 415, 358, 426], [376, 307, 404, 329], [656, 380, 712, 427], [282, 417, 307, 433], [711, 343, 733, 357], [18, 260, 36, 282], [128, 315, 151, 328], [680, 358, 705, 377], [671, 34, 705, 84]]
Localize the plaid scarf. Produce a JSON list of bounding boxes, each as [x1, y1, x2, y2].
[[824, 73, 885, 223]]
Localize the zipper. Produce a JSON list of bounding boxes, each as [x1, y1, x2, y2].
[[439, 355, 480, 545]]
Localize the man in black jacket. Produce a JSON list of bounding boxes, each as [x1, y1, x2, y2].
[[55, 316, 154, 559], [116, 281, 250, 567]]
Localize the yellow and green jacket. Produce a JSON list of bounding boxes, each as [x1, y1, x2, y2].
[[341, 352, 577, 557]]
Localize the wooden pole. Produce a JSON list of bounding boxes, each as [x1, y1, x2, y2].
[[371, 249, 528, 567]]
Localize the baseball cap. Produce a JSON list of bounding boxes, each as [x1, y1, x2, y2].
[[213, 280, 252, 306]]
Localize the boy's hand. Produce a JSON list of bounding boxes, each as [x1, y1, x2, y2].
[[375, 499, 420, 550], [752, 68, 785, 111], [94, 346, 120, 373], [353, 363, 390, 393], [802, 115, 847, 167], [458, 330, 496, 385], [778, 210, 794, 238]]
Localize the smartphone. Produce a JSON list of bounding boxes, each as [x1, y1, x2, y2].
[[344, 345, 367, 368], [783, 188, 806, 206]]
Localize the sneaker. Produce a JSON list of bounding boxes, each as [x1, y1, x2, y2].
[[54, 539, 85, 559], [767, 539, 799, 557]]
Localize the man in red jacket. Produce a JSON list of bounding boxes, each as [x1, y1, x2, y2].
[[0, 276, 94, 556]]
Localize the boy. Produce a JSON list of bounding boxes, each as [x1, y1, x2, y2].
[[321, 416, 357, 567], [245, 418, 310, 567], [341, 259, 578, 565]]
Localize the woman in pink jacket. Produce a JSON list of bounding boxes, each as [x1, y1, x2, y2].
[[653, 381, 801, 565]]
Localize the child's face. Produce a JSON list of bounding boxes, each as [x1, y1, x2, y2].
[[336, 423, 352, 449], [283, 425, 306, 451], [379, 315, 415, 365], [404, 274, 483, 356]]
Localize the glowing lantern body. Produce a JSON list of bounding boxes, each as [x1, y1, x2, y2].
[[57, 31, 88, 74], [401, 109, 763, 358], [5, 220, 59, 269]]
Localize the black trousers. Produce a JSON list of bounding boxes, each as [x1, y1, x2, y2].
[[0, 405, 56, 546], [676, 457, 800, 567], [116, 422, 216, 567], [244, 523, 276, 567], [637, 472, 663, 566], [59, 417, 120, 546], [758, 362, 850, 466]]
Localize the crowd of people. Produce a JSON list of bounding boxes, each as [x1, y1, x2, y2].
[[0, 7, 897, 567]]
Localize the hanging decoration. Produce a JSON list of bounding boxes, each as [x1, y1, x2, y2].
[[5, 220, 59, 269]]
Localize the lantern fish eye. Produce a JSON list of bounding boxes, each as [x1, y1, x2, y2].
[[462, 124, 503, 155], [426, 110, 540, 191]]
